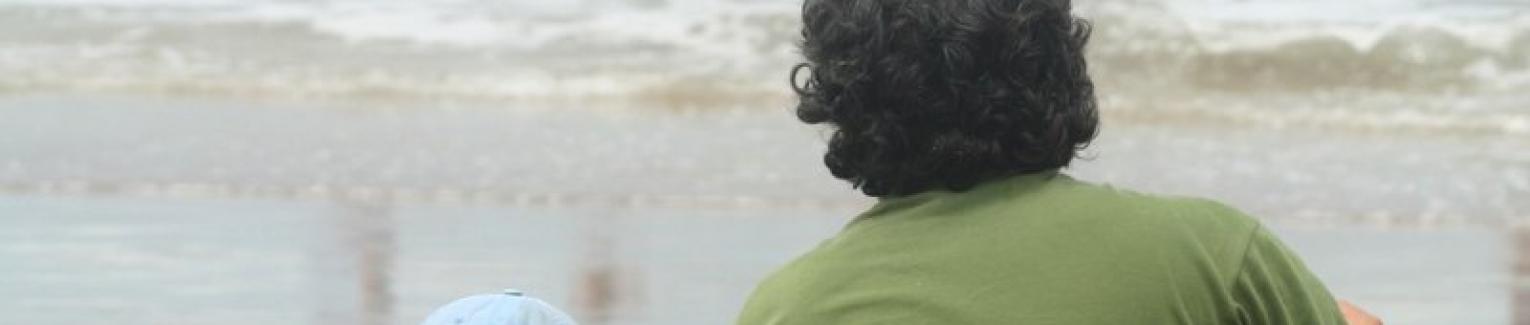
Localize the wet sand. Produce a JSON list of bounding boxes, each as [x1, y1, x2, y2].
[[0, 195, 1507, 325], [0, 94, 1524, 324]]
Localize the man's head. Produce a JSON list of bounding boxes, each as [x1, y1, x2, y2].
[[794, 0, 1098, 197]]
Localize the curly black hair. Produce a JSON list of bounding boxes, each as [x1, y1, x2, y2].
[[793, 0, 1099, 197]]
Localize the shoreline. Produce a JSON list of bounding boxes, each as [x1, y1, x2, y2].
[[1, 94, 1524, 229], [3, 90, 1525, 137]]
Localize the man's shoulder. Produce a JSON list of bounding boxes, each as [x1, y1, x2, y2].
[[1051, 178, 1263, 233], [1042, 178, 1265, 268]]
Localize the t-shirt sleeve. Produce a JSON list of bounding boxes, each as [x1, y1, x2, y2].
[[1230, 225, 1346, 325]]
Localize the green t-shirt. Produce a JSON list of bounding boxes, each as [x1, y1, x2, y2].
[[737, 172, 1344, 325]]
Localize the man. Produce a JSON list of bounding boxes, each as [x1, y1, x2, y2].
[[737, 0, 1382, 324]]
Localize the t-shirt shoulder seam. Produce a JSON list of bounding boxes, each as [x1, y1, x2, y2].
[[1226, 222, 1264, 289]]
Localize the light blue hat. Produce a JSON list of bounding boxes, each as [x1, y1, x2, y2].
[[421, 289, 578, 325]]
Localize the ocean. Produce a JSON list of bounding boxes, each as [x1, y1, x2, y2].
[[1, 0, 1528, 324]]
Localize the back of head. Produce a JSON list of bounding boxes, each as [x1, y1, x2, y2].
[[794, 0, 1099, 197]]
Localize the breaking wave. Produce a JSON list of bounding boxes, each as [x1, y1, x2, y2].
[[0, 0, 1526, 133]]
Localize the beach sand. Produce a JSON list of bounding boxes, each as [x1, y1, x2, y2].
[[0, 195, 1508, 325], [0, 95, 1523, 324]]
